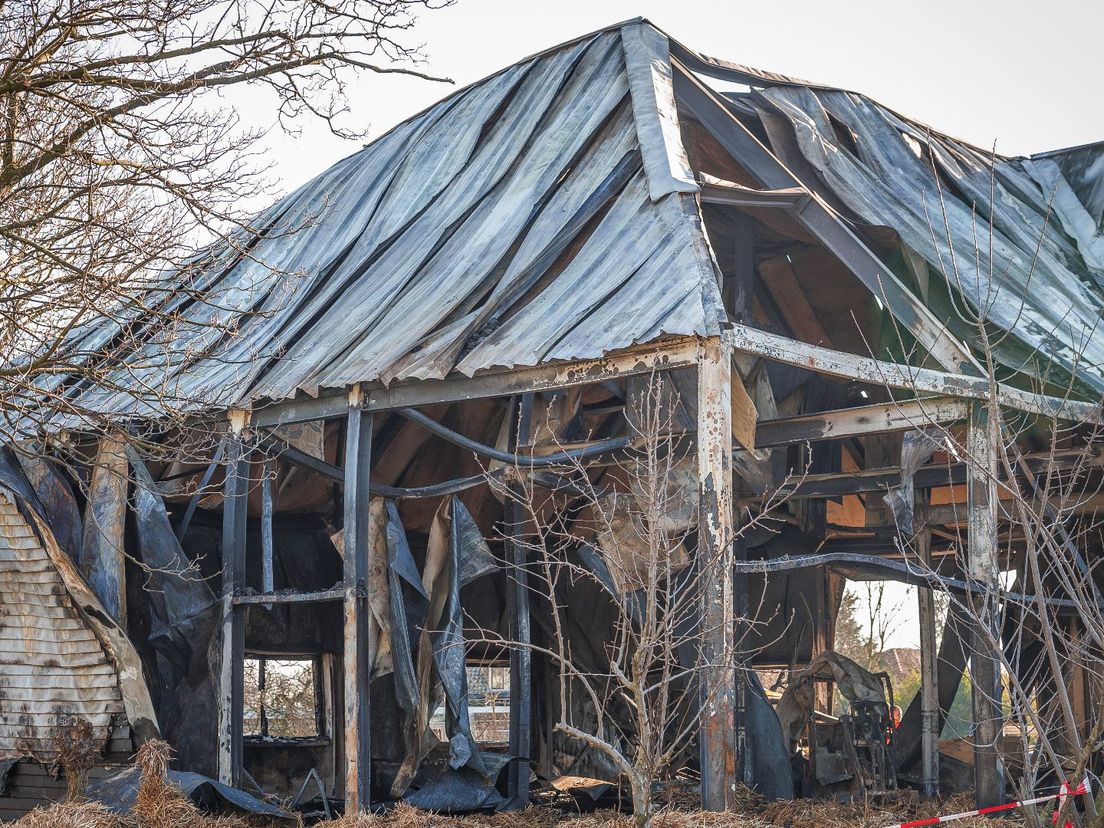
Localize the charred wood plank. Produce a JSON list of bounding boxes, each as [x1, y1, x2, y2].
[[756, 397, 969, 448], [966, 402, 1005, 807], [249, 338, 702, 428], [504, 394, 533, 810], [724, 323, 1101, 424]]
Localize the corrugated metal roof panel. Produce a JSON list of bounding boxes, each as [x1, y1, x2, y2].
[[39, 19, 1103, 419], [749, 85, 1104, 394], [47, 26, 723, 420]]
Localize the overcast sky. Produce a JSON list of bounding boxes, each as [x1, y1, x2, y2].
[[240, 0, 1104, 200], [237, 0, 1100, 651]]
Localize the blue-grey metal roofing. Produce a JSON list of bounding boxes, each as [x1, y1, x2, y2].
[[52, 20, 1104, 417], [685, 47, 1104, 395], [57, 23, 725, 417]]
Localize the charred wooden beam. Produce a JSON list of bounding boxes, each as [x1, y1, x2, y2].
[[698, 338, 737, 810], [756, 397, 969, 448], [915, 489, 940, 797], [216, 424, 248, 787], [249, 338, 702, 428], [232, 587, 344, 605], [504, 394, 534, 810], [724, 323, 1102, 424], [176, 437, 226, 542], [783, 463, 967, 499], [343, 389, 373, 812], [699, 176, 809, 210], [260, 459, 275, 607], [728, 211, 756, 324], [966, 402, 1005, 807]]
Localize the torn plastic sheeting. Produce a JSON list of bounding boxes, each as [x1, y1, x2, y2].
[[127, 447, 221, 772], [882, 428, 942, 534], [0, 447, 50, 524], [387, 499, 430, 716], [741, 670, 794, 800], [14, 450, 83, 564], [405, 752, 512, 812], [430, 498, 489, 775], [397, 497, 498, 797], [128, 447, 219, 675], [88, 767, 291, 819]]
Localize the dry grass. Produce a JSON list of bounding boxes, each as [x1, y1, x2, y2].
[[310, 790, 1024, 828], [2, 751, 1026, 828], [3, 740, 256, 828]]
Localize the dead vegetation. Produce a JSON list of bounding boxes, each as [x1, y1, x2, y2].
[[4, 740, 252, 828], [3, 748, 1029, 828], [317, 791, 1023, 828]]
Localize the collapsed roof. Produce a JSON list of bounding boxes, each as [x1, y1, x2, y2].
[[50, 19, 1104, 421]]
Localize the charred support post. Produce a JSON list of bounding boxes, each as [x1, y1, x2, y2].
[[505, 394, 534, 810], [915, 490, 940, 797], [733, 525, 751, 786], [344, 386, 373, 812], [261, 459, 275, 609], [698, 337, 737, 810], [966, 402, 1004, 808], [217, 413, 249, 786]]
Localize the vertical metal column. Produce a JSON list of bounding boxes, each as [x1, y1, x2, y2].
[[697, 337, 737, 811], [505, 394, 533, 809], [915, 489, 940, 797], [343, 388, 374, 812], [966, 401, 1004, 808], [217, 417, 249, 786]]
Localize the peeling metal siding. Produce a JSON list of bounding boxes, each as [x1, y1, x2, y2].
[[52, 28, 722, 420], [0, 490, 125, 763]]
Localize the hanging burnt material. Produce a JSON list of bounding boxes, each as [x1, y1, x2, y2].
[[80, 435, 128, 621], [385, 501, 431, 797], [14, 450, 82, 563], [127, 447, 221, 773], [384, 495, 505, 807]]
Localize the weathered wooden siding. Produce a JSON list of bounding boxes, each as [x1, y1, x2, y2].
[[0, 491, 126, 763], [0, 730, 132, 822]]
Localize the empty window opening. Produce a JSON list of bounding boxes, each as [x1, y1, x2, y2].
[[244, 657, 322, 739], [429, 663, 511, 745]]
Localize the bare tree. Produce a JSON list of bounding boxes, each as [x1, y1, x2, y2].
[[478, 376, 792, 828], [880, 161, 1104, 824], [0, 0, 451, 440]]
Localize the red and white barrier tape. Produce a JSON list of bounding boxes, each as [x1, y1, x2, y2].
[[882, 777, 1091, 828]]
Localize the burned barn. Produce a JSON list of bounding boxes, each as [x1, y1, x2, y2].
[[2, 17, 1103, 820]]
